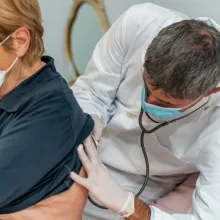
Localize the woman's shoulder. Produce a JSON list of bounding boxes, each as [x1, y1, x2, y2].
[[20, 72, 79, 116], [11, 56, 93, 128]]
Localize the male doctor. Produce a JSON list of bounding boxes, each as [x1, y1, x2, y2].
[[71, 3, 220, 220]]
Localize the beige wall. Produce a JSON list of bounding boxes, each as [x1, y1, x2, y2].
[[38, 0, 149, 81], [39, 0, 220, 81]]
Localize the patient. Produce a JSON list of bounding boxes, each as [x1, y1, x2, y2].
[[0, 0, 93, 219]]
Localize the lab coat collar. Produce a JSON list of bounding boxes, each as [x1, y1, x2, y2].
[[196, 17, 220, 32]]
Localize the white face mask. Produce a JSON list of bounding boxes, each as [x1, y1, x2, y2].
[[0, 35, 18, 87]]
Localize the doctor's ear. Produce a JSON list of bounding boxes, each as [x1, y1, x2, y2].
[[204, 87, 220, 97], [11, 27, 31, 58]]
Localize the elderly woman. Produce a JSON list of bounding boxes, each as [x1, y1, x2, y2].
[[0, 0, 94, 219]]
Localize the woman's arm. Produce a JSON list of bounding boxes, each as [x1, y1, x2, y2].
[[0, 89, 93, 217], [0, 168, 88, 220]]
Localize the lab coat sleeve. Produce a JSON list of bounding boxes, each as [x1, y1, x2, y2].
[[150, 129, 220, 220], [71, 7, 139, 127], [72, 3, 190, 127]]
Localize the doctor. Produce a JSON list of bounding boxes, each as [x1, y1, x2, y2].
[[71, 3, 220, 220]]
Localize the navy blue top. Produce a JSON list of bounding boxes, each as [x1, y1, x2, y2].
[[0, 56, 94, 214]]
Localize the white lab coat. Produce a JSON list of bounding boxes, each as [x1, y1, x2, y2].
[[72, 3, 220, 220]]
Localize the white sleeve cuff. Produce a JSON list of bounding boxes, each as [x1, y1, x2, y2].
[[150, 206, 164, 220], [118, 192, 135, 218], [150, 207, 155, 220]]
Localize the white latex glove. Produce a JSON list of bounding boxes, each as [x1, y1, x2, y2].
[[70, 136, 135, 217], [90, 115, 102, 143]]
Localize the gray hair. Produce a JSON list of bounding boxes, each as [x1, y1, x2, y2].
[[144, 19, 220, 100]]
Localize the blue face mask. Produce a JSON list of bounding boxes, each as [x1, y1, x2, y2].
[[141, 87, 182, 119]]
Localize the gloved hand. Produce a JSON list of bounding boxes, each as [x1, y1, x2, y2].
[[90, 115, 102, 144], [70, 136, 135, 217]]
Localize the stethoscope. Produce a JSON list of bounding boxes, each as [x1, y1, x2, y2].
[[88, 98, 210, 209]]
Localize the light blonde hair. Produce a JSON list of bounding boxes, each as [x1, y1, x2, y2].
[[0, 0, 44, 65]]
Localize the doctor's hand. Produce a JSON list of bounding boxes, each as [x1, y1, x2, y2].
[[90, 115, 102, 143], [70, 136, 135, 217]]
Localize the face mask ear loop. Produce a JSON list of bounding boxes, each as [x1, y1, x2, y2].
[[143, 85, 203, 111], [6, 57, 18, 73], [0, 35, 11, 46], [180, 96, 203, 111]]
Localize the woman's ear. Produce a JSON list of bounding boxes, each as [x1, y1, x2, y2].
[[11, 27, 30, 57]]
